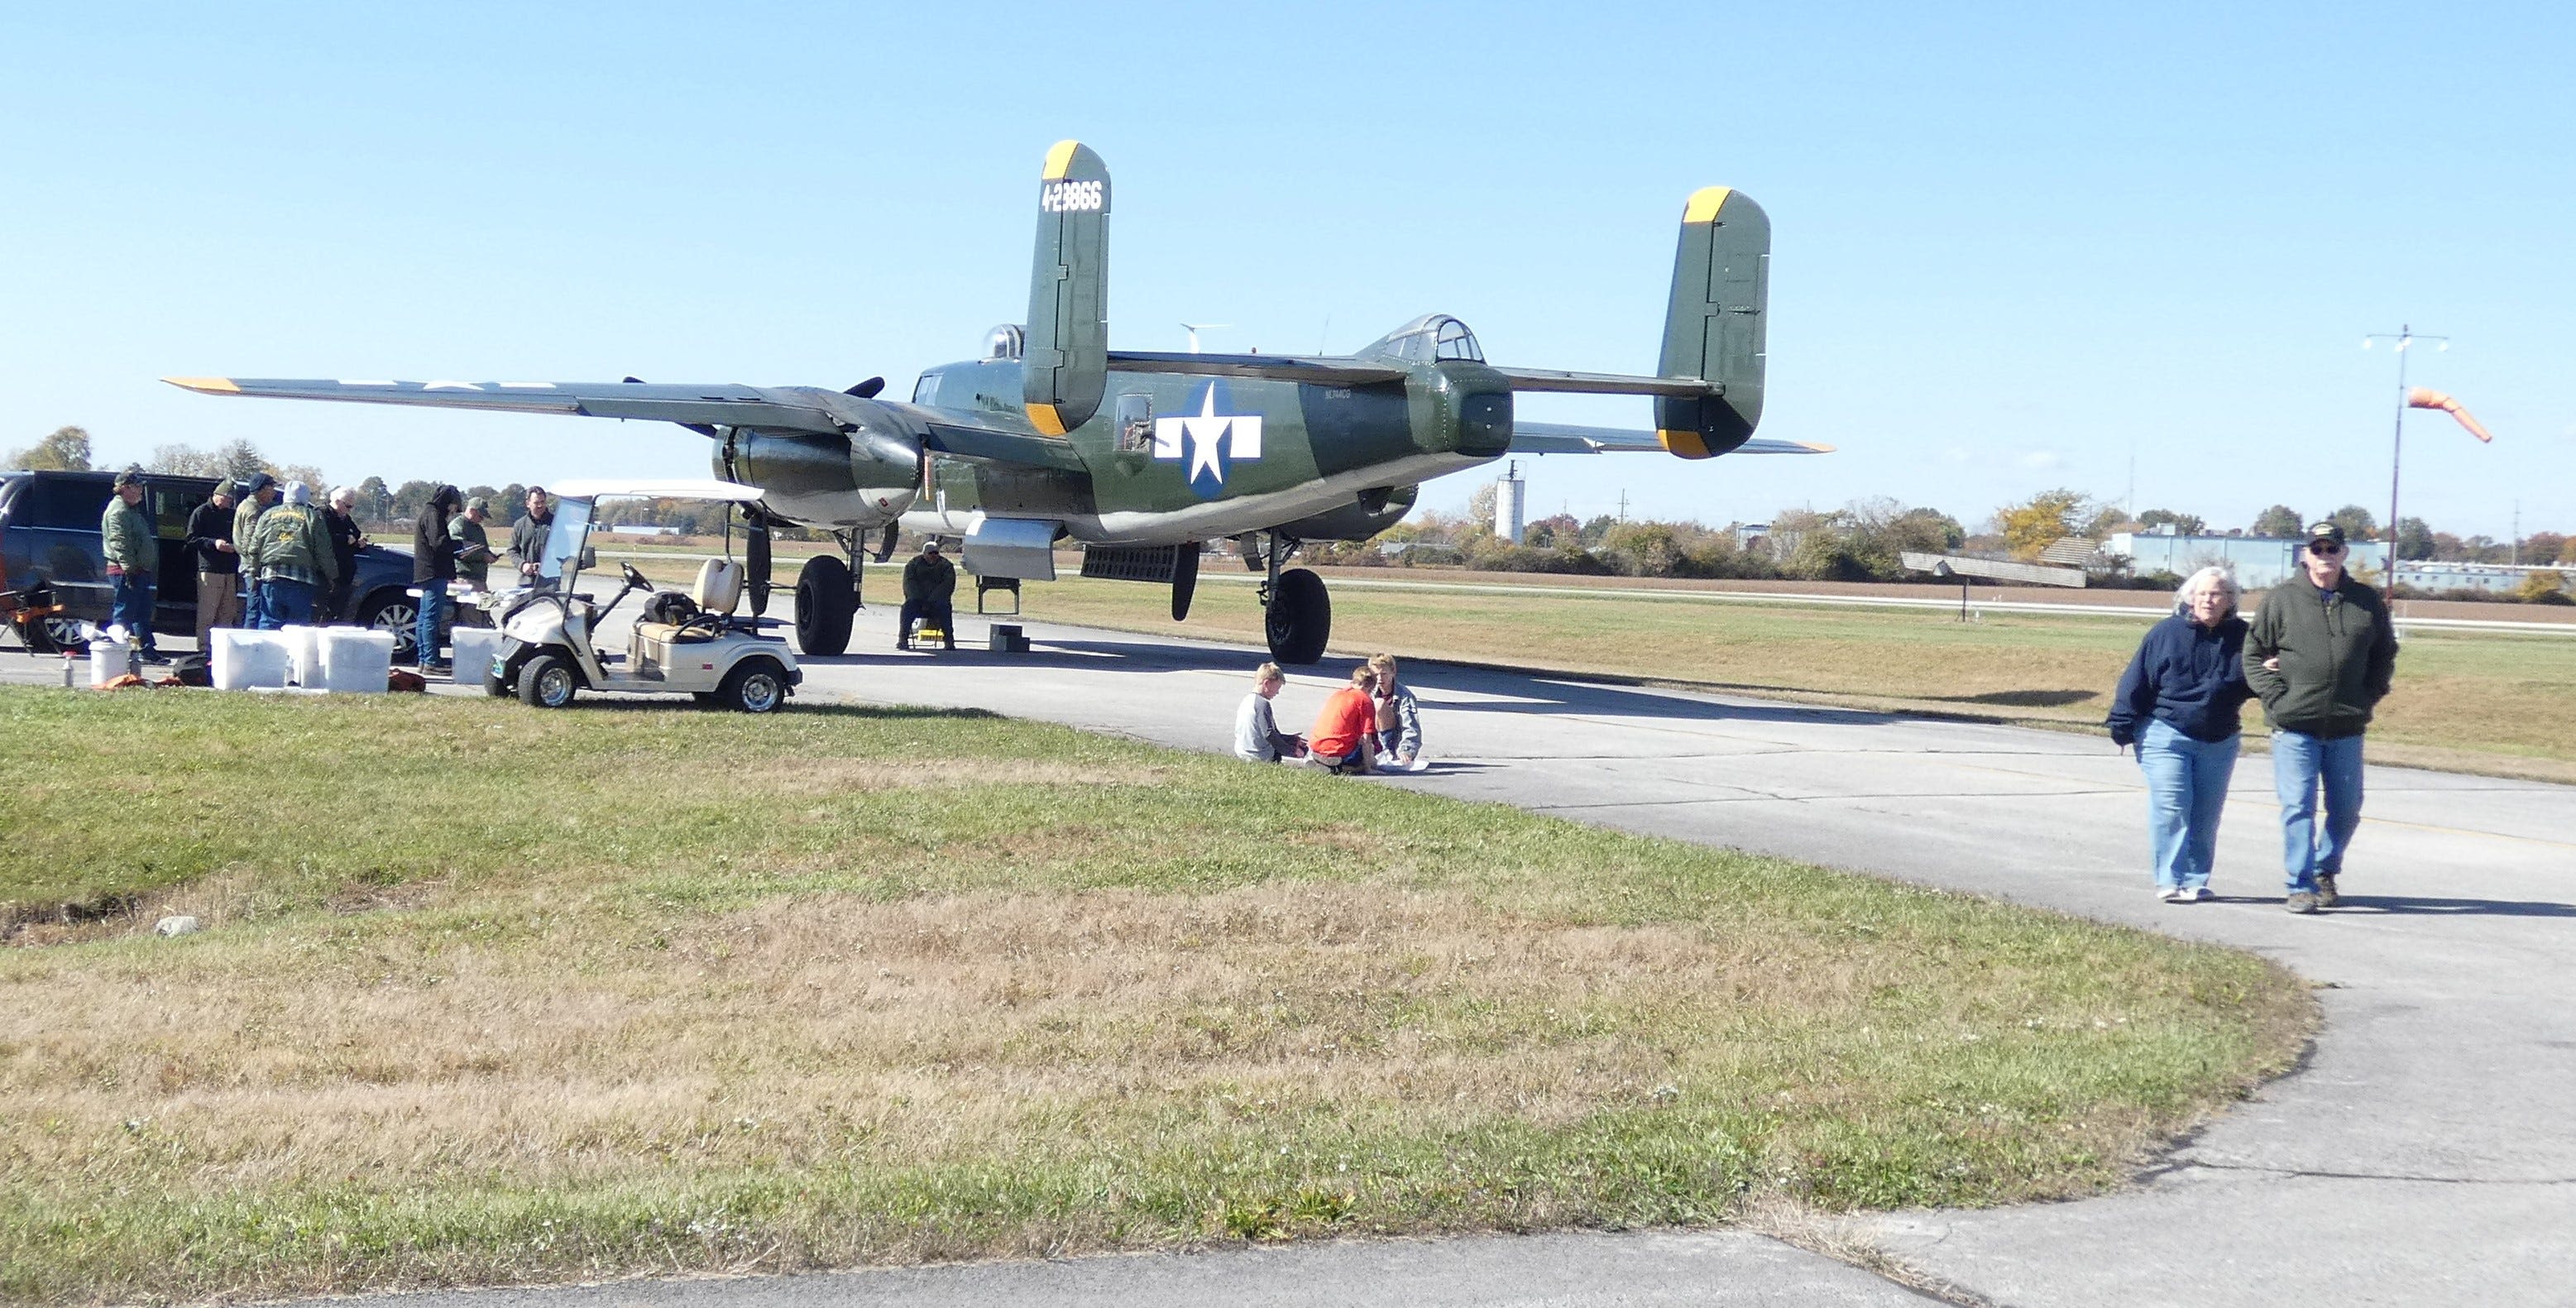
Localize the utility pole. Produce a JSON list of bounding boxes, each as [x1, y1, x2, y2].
[[1616, 490, 1630, 523], [2513, 500, 2521, 565], [2363, 324, 2449, 599]]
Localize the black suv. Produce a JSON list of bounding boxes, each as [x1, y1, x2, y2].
[[1, 469, 425, 657]]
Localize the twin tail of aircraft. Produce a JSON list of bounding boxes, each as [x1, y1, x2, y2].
[[168, 140, 1827, 664]]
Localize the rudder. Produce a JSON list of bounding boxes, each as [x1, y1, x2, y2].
[[1654, 187, 1769, 458], [1022, 140, 1112, 436]]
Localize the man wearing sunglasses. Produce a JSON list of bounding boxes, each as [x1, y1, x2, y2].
[[2244, 521, 2399, 914]]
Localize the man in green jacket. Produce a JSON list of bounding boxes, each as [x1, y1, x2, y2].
[[2243, 521, 2398, 914], [245, 483, 339, 629], [99, 467, 167, 664], [232, 472, 280, 627]]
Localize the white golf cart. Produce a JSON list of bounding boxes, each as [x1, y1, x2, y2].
[[484, 479, 800, 713]]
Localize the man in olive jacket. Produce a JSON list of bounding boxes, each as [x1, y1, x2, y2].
[[897, 539, 955, 650], [246, 483, 339, 629], [100, 467, 167, 663], [2243, 521, 2397, 914]]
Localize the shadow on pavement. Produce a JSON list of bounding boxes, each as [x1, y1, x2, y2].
[[2336, 895, 2576, 918], [1022, 639, 1920, 732]]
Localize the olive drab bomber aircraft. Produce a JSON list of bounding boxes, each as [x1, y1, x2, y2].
[[168, 141, 1826, 664]]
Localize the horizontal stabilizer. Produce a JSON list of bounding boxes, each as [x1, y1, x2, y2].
[[1492, 366, 1711, 398], [1509, 421, 1830, 456], [163, 376, 844, 435], [1108, 351, 1409, 387]]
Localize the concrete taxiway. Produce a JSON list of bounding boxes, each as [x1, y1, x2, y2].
[[16, 606, 2572, 1305]]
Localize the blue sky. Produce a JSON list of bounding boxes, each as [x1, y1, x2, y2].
[[4, 2, 2569, 538]]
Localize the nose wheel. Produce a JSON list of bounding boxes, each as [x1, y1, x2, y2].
[[1256, 534, 1330, 664]]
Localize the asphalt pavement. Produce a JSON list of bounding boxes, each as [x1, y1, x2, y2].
[[13, 604, 2572, 1306]]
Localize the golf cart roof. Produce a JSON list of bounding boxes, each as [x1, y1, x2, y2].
[[549, 478, 765, 505]]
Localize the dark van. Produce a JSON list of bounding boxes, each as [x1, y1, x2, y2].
[[1, 469, 424, 656]]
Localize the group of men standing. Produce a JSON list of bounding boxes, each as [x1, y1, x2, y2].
[[99, 467, 558, 673]]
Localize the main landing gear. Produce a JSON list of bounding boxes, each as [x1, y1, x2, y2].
[[1256, 532, 1330, 664], [793, 529, 863, 656]]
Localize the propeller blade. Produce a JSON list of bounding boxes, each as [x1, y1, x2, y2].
[[846, 376, 885, 398]]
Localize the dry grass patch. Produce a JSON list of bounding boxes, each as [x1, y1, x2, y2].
[[0, 688, 2309, 1302]]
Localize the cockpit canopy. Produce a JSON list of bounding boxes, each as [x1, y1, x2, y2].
[[1360, 314, 1484, 364]]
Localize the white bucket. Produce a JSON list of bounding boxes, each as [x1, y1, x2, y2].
[[89, 639, 132, 688], [211, 630, 294, 691], [449, 628, 505, 683], [316, 629, 395, 693]]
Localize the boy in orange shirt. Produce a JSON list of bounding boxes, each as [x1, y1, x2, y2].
[[1307, 664, 1381, 774]]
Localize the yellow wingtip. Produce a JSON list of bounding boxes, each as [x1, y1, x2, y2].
[[1024, 402, 1068, 436], [1041, 140, 1081, 181], [1798, 442, 1836, 453], [1655, 429, 1715, 459], [164, 376, 241, 394], [1682, 186, 1733, 224]]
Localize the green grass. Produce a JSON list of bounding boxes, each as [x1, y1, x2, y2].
[[0, 688, 2310, 1302], [1029, 573, 2576, 779]]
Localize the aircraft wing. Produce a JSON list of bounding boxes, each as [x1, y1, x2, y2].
[[1509, 421, 1833, 456], [163, 376, 846, 434], [1106, 352, 1410, 387], [912, 414, 1091, 473]]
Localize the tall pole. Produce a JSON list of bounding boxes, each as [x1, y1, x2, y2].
[[2387, 324, 2408, 601], [2367, 324, 2447, 601]]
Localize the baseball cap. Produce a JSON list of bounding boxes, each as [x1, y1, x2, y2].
[[113, 466, 146, 488], [922, 539, 941, 552], [466, 496, 490, 513], [2305, 520, 2347, 548], [243, 472, 278, 495]]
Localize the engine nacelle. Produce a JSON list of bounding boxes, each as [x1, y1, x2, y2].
[[1274, 484, 1419, 541], [716, 414, 921, 530]]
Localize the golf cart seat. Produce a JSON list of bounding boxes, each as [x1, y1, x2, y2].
[[694, 558, 743, 614]]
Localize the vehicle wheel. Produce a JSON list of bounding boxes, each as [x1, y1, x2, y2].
[[716, 659, 788, 714], [18, 615, 83, 654], [794, 555, 854, 656], [516, 651, 578, 709], [481, 666, 510, 697], [1265, 568, 1331, 664], [358, 592, 419, 663]]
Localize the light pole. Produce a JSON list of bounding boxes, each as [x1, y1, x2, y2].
[[2362, 325, 2448, 598]]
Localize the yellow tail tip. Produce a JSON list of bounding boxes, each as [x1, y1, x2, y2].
[[1041, 140, 1082, 180], [1682, 186, 1733, 224], [163, 376, 241, 394]]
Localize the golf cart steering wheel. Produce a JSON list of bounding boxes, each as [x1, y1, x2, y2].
[[678, 611, 728, 639], [620, 562, 652, 592]]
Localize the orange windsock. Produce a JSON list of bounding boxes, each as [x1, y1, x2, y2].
[[2407, 386, 2494, 443]]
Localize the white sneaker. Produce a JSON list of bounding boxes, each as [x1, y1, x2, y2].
[[2182, 887, 2211, 903], [2156, 887, 2181, 902]]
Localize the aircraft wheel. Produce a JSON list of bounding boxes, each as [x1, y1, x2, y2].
[[795, 555, 855, 656], [517, 652, 578, 709], [1265, 568, 1331, 664]]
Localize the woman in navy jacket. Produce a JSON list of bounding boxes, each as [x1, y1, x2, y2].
[[2106, 567, 2253, 903]]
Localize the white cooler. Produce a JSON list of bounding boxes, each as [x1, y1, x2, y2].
[[211, 630, 294, 691], [314, 629, 395, 693], [449, 627, 505, 684]]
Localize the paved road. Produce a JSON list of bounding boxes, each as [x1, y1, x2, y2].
[[17, 607, 2573, 1306]]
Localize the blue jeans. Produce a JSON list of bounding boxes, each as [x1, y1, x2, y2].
[[415, 580, 448, 664], [259, 578, 314, 629], [109, 571, 158, 653], [2272, 729, 2365, 893], [2138, 720, 2238, 892]]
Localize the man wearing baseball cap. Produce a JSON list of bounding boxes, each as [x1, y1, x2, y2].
[[100, 467, 168, 664], [2243, 520, 2398, 914]]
